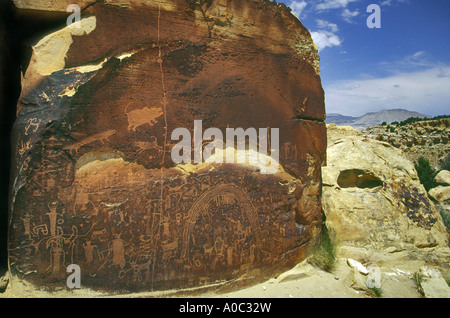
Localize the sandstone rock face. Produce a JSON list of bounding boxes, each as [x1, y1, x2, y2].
[[8, 1, 326, 292], [322, 125, 448, 249]]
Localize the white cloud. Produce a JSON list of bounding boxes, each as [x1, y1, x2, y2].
[[380, 0, 410, 6], [311, 30, 342, 51], [316, 19, 339, 32], [316, 0, 359, 10], [311, 19, 342, 51], [380, 51, 437, 73], [341, 8, 359, 22], [402, 51, 430, 66], [289, 1, 308, 18], [324, 66, 450, 116]]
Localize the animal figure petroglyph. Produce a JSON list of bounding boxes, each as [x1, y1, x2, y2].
[[125, 103, 163, 132], [134, 136, 163, 156], [64, 129, 116, 154]]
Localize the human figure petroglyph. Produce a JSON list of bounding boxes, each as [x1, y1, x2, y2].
[[281, 141, 297, 160], [83, 240, 96, 264], [47, 202, 59, 237], [111, 234, 126, 269], [128, 260, 152, 282], [21, 216, 31, 240], [74, 187, 90, 211]]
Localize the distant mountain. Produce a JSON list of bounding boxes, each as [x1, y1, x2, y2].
[[325, 113, 357, 125], [326, 109, 429, 129], [352, 109, 428, 128]]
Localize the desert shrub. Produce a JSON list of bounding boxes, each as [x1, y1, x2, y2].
[[413, 272, 425, 297], [399, 117, 424, 126], [398, 115, 450, 126], [308, 212, 336, 272], [415, 157, 436, 191], [368, 286, 383, 298]]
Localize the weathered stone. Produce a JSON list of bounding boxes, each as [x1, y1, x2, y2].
[[346, 258, 368, 275], [429, 186, 450, 203], [322, 125, 449, 249], [8, 0, 326, 292], [418, 266, 450, 298], [435, 170, 450, 186]]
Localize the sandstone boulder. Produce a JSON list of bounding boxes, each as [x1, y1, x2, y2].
[[435, 170, 450, 186], [8, 0, 326, 292], [322, 125, 449, 249], [429, 186, 450, 203]]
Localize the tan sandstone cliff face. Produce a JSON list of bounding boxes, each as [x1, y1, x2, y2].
[[323, 124, 449, 249], [9, 0, 326, 292]]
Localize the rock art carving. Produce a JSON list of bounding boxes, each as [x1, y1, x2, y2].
[[9, 0, 326, 293]]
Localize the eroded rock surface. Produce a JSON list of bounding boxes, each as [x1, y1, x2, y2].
[[9, 0, 326, 292], [322, 124, 448, 249], [363, 118, 450, 170]]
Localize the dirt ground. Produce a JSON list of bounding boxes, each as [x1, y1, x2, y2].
[[2, 245, 449, 298]]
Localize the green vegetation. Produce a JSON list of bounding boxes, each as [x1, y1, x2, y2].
[[413, 272, 425, 297], [308, 212, 336, 272], [386, 114, 450, 127], [368, 286, 383, 298], [414, 157, 436, 191]]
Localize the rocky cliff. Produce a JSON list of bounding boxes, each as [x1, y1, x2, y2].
[[7, 0, 326, 293], [364, 118, 450, 169]]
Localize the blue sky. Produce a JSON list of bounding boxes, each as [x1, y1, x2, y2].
[[279, 0, 450, 117]]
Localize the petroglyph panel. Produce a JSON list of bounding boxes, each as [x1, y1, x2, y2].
[[9, 159, 315, 291], [9, 0, 326, 292]]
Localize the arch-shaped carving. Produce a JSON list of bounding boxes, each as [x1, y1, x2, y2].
[[181, 184, 261, 260]]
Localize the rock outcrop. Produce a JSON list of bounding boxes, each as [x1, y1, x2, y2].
[[429, 170, 450, 235], [435, 170, 450, 186], [322, 124, 448, 249], [8, 0, 326, 292], [364, 118, 450, 170], [429, 186, 450, 204]]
